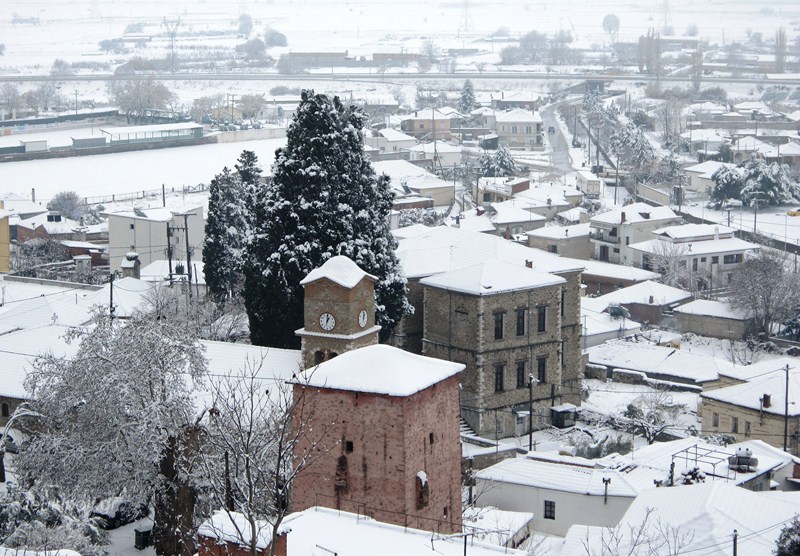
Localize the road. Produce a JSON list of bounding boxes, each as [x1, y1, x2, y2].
[[539, 103, 575, 179], [1, 71, 798, 86]]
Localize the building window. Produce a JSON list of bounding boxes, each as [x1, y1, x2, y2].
[[494, 312, 504, 340], [537, 356, 547, 383], [0, 403, 8, 418], [494, 364, 505, 392], [429, 432, 435, 445], [732, 416, 739, 433], [537, 306, 547, 333], [516, 360, 526, 388], [525, 125, 532, 134], [625, 237, 630, 245], [544, 500, 555, 520], [711, 256, 719, 264], [712, 412, 719, 427], [129, 223, 135, 230], [511, 125, 518, 134], [516, 308, 526, 336], [701, 257, 707, 263], [561, 290, 565, 317], [549, 244, 558, 253], [724, 254, 742, 264], [613, 247, 620, 254], [745, 421, 751, 436], [345, 440, 354, 453], [692, 258, 698, 271]]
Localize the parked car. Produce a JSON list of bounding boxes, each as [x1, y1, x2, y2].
[[787, 207, 800, 216], [2, 434, 19, 454], [90, 498, 149, 530], [548, 126, 555, 134]]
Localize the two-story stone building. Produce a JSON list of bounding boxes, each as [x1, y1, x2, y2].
[[391, 225, 585, 438]]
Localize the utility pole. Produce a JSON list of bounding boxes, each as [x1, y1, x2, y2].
[[182, 213, 196, 298], [109, 272, 116, 320], [528, 373, 538, 452], [74, 89, 79, 115], [732, 529, 738, 556], [162, 17, 181, 73], [166, 222, 174, 283], [602, 477, 611, 504], [784, 364, 790, 452]]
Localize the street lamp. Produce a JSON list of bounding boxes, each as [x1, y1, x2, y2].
[[528, 373, 538, 452]]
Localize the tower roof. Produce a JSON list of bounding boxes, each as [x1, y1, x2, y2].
[[295, 344, 463, 397], [300, 255, 376, 289]]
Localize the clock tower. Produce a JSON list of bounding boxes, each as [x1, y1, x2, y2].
[[296, 256, 381, 369]]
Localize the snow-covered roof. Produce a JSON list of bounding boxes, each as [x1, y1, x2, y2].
[[563, 482, 800, 556], [202, 341, 302, 386], [450, 211, 496, 233], [395, 225, 585, 279], [679, 128, 728, 142], [399, 108, 460, 121], [581, 280, 691, 313], [580, 260, 661, 283], [628, 237, 759, 256], [717, 356, 800, 383], [586, 340, 730, 383], [701, 364, 800, 416], [474, 457, 658, 497], [197, 509, 273, 550], [516, 184, 581, 204], [106, 205, 203, 222], [420, 261, 564, 295], [495, 108, 542, 123], [527, 222, 591, 240], [374, 159, 453, 192], [295, 344, 463, 397], [99, 122, 203, 136], [280, 506, 525, 556], [732, 136, 773, 153], [489, 200, 546, 225], [462, 506, 534, 547], [300, 255, 376, 288], [652, 223, 735, 240], [0, 324, 80, 399], [141, 260, 205, 285], [18, 213, 80, 234], [581, 306, 641, 338], [684, 160, 736, 176], [407, 140, 462, 154], [590, 203, 680, 226], [673, 299, 750, 320], [377, 127, 416, 142], [0, 193, 47, 217]]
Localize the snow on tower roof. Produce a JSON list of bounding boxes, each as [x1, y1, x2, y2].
[[420, 261, 564, 295], [296, 344, 463, 397], [300, 255, 376, 289]]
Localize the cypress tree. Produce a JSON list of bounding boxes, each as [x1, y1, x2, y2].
[[243, 91, 412, 348], [203, 152, 258, 298]]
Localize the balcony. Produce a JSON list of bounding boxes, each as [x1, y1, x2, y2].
[[588, 230, 620, 244]]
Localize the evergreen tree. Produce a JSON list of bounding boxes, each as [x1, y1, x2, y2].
[[480, 143, 518, 177], [740, 156, 798, 206], [202, 152, 257, 298], [243, 90, 412, 348], [457, 79, 477, 115], [709, 165, 744, 208], [775, 518, 800, 556]]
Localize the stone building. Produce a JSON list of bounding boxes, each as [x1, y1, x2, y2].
[[421, 261, 567, 438], [392, 225, 585, 438], [291, 255, 465, 534]]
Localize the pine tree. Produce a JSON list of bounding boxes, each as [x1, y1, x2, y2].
[[481, 143, 518, 177], [709, 165, 744, 208], [740, 156, 798, 207], [775, 517, 800, 556], [202, 152, 257, 298], [457, 79, 477, 115], [243, 90, 412, 348]]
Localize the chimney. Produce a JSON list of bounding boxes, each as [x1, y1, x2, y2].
[[762, 394, 771, 408], [476, 207, 485, 216], [121, 251, 141, 280], [73, 255, 92, 274], [621, 212, 626, 223], [31, 188, 36, 203], [525, 260, 533, 269]]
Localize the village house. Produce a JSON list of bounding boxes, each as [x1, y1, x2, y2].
[[494, 109, 544, 150], [363, 127, 416, 155], [683, 160, 738, 194], [373, 159, 455, 207], [628, 223, 759, 290], [490, 91, 541, 111], [407, 140, 463, 168], [399, 109, 456, 141], [589, 202, 682, 264], [579, 259, 661, 296], [581, 280, 692, 326], [290, 256, 464, 533], [561, 482, 800, 556], [475, 176, 531, 205], [673, 299, 755, 340], [700, 364, 800, 456], [527, 223, 592, 259], [103, 205, 205, 270]]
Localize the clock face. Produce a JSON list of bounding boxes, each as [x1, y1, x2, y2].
[[319, 312, 336, 331], [358, 309, 368, 328]]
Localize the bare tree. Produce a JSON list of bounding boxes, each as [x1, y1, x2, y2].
[[582, 508, 694, 555], [0, 83, 23, 118], [199, 361, 335, 556], [610, 388, 685, 444], [645, 241, 692, 289], [109, 77, 175, 124]]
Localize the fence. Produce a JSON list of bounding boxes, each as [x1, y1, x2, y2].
[[82, 183, 206, 207]]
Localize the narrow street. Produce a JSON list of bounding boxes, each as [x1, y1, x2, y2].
[[539, 102, 577, 179]]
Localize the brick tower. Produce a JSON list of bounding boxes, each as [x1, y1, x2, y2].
[[295, 255, 381, 369]]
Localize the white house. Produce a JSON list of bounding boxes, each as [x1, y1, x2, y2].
[[473, 456, 664, 536], [589, 203, 682, 264], [627, 223, 759, 290], [363, 127, 417, 154], [104, 205, 205, 270], [407, 140, 463, 167], [683, 160, 738, 194], [494, 109, 543, 149], [373, 159, 455, 207]]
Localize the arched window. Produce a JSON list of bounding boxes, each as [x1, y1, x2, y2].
[[1, 403, 9, 418]]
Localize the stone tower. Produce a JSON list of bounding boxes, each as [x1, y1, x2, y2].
[[296, 256, 380, 369]]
